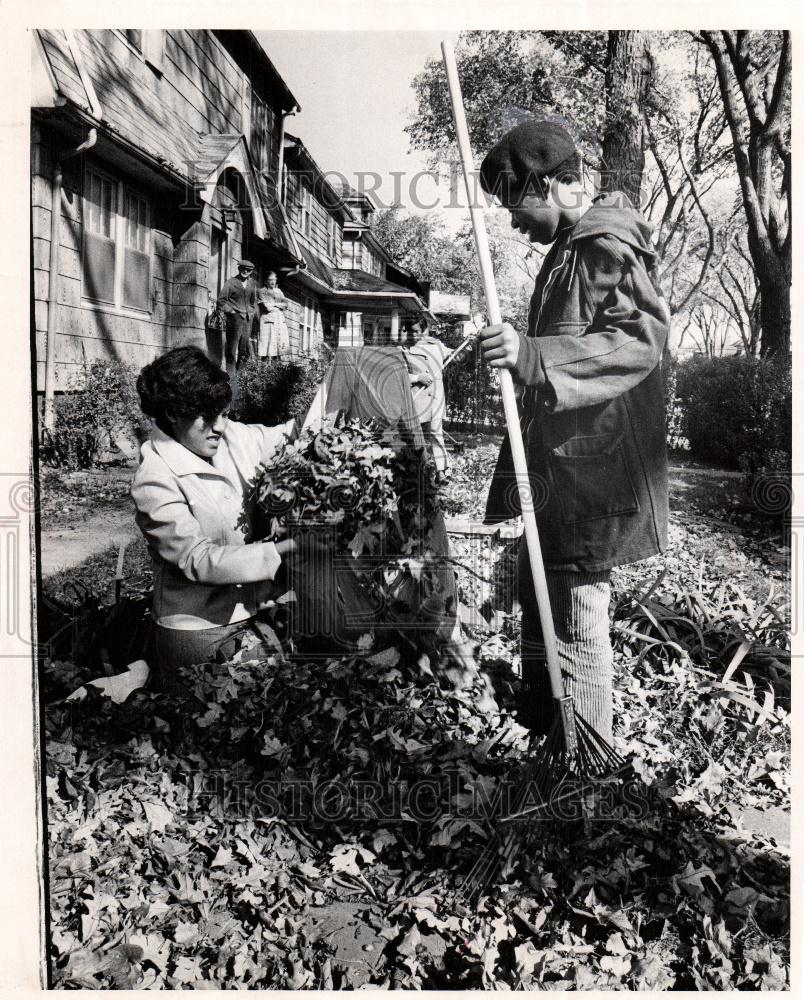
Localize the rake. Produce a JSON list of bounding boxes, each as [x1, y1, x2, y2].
[[440, 41, 627, 890]]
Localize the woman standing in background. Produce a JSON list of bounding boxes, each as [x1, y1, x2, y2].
[[257, 271, 290, 361]]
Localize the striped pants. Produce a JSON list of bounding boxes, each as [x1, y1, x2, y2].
[[517, 544, 613, 744]]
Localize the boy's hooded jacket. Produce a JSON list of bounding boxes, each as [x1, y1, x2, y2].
[[485, 193, 670, 572]]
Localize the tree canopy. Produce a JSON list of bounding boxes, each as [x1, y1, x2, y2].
[[403, 30, 790, 356]]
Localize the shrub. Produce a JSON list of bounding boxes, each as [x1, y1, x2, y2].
[[674, 355, 791, 475], [42, 361, 141, 470], [235, 355, 328, 426]]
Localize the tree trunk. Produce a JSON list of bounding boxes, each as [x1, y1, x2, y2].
[[701, 31, 791, 356], [601, 31, 652, 205], [755, 263, 790, 357]]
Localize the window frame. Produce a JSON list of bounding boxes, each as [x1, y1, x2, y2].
[[114, 29, 165, 72], [248, 86, 273, 176], [82, 165, 153, 316]]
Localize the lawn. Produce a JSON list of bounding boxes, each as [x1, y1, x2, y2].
[[40, 438, 790, 990]]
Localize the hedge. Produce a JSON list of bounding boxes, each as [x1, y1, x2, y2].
[[672, 355, 791, 476]]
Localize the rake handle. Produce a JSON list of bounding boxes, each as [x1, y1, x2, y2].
[[441, 41, 566, 708], [410, 334, 475, 399]]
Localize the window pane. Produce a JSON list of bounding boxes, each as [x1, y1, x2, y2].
[[83, 232, 116, 303], [85, 171, 115, 238], [123, 248, 150, 311], [125, 194, 135, 248], [139, 198, 148, 252], [101, 180, 114, 237]]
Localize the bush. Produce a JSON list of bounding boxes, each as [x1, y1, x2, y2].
[[235, 355, 328, 426], [42, 361, 141, 470], [674, 355, 791, 475]]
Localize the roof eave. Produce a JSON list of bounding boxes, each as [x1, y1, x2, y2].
[[213, 31, 300, 114]]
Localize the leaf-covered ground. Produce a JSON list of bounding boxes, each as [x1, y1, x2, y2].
[[42, 440, 790, 989]]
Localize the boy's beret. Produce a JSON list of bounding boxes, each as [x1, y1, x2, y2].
[[480, 120, 577, 203]]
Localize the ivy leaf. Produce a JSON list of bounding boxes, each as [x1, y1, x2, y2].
[[141, 799, 173, 832]]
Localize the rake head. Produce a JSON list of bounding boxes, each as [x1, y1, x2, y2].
[[464, 708, 630, 894]]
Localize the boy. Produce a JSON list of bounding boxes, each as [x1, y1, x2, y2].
[[477, 120, 670, 744]]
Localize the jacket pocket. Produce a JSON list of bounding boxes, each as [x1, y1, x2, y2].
[[547, 432, 639, 524]]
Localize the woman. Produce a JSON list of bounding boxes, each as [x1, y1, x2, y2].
[[131, 346, 298, 688], [256, 271, 290, 361]]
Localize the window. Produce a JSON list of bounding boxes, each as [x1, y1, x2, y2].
[[327, 216, 338, 261], [301, 297, 319, 353], [83, 169, 117, 303], [82, 166, 152, 313], [299, 184, 312, 237], [122, 29, 143, 50], [249, 88, 273, 175], [118, 29, 164, 71]]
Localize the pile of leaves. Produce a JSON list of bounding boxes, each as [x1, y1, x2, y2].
[[251, 417, 452, 654], [45, 623, 789, 989]]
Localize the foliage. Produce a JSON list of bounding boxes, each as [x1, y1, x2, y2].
[[41, 436, 790, 990], [405, 30, 605, 167], [371, 205, 533, 321], [252, 417, 449, 655], [370, 206, 473, 295], [613, 575, 790, 711], [44, 606, 789, 989], [674, 355, 791, 475], [42, 361, 141, 471], [234, 356, 327, 426]]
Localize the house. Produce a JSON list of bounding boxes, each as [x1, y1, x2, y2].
[[280, 141, 434, 348], [30, 28, 431, 429]]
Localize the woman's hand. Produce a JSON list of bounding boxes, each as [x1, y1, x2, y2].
[[411, 371, 433, 387], [478, 323, 521, 369], [274, 538, 297, 558]]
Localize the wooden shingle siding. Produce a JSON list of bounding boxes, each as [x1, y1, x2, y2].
[[37, 31, 88, 109], [75, 30, 199, 168], [286, 170, 343, 267], [163, 31, 243, 136]]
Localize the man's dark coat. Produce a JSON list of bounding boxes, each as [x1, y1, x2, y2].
[[485, 193, 670, 572]]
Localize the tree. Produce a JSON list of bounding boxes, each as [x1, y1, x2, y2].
[[698, 31, 791, 356], [641, 38, 734, 317], [371, 205, 532, 324], [370, 205, 471, 294], [405, 31, 605, 169], [697, 220, 761, 357], [601, 31, 653, 203]]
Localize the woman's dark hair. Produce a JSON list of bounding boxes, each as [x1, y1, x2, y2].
[[136, 346, 231, 433]]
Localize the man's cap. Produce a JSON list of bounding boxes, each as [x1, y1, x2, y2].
[[238, 260, 255, 269], [480, 120, 577, 203]]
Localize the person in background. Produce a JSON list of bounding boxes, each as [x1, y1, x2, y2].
[[476, 119, 670, 743], [217, 260, 258, 396], [404, 318, 451, 477], [131, 346, 304, 692], [257, 271, 290, 362]]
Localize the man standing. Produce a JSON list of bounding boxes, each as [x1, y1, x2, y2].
[[405, 318, 451, 477], [476, 120, 670, 744], [217, 260, 258, 393]]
